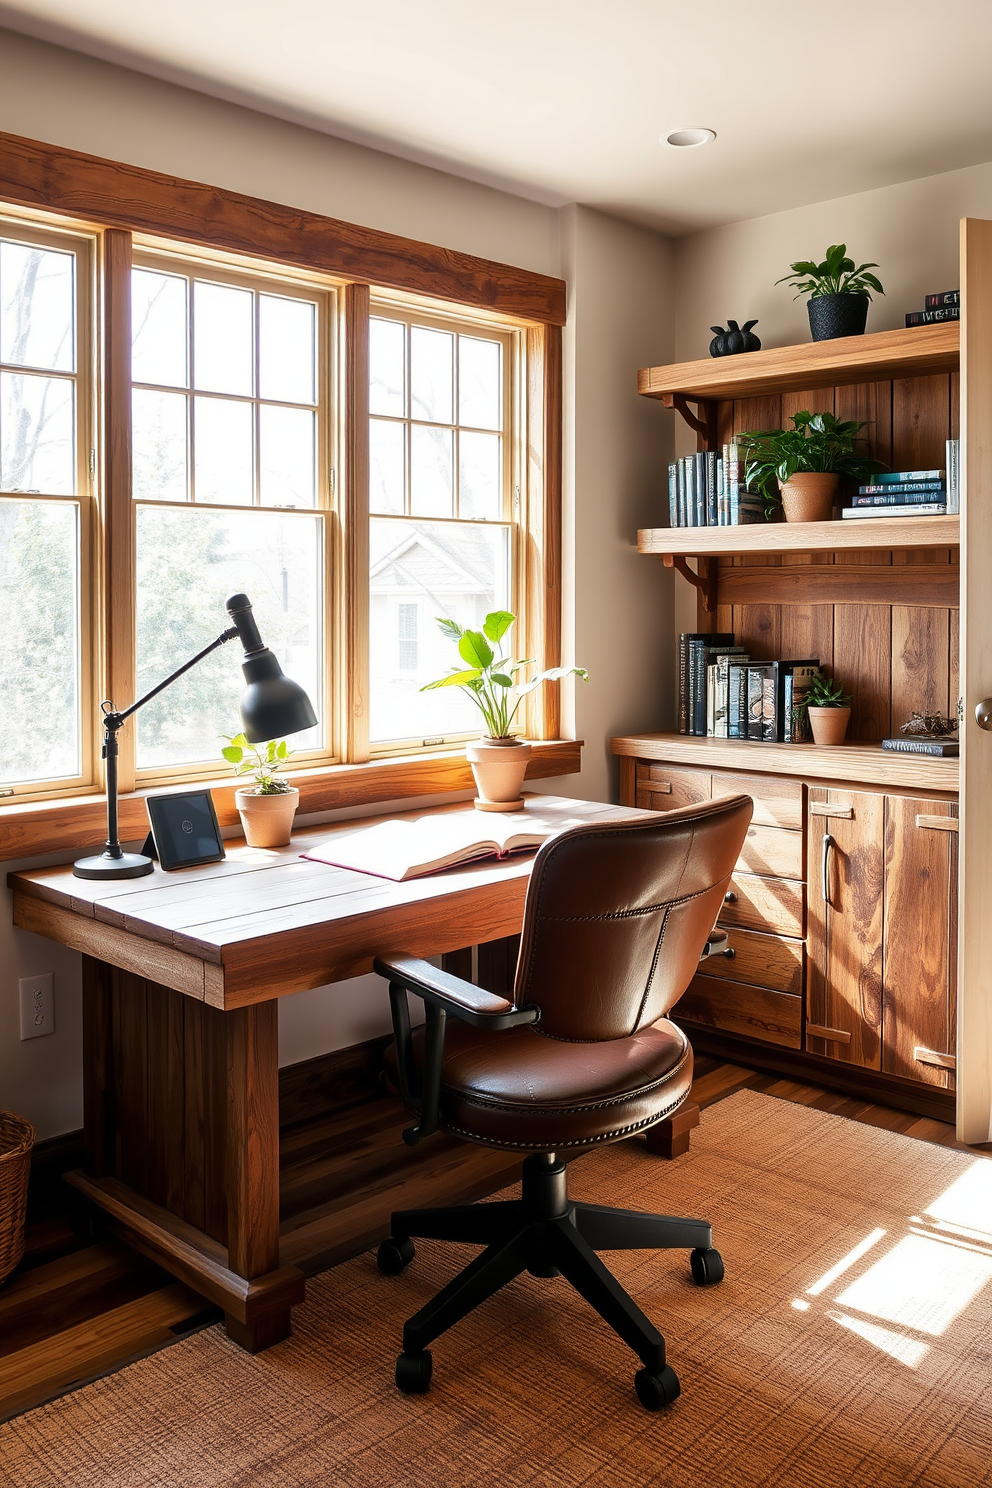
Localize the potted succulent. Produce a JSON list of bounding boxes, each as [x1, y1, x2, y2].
[[776, 242, 885, 341], [737, 410, 885, 523], [422, 610, 587, 811], [222, 733, 299, 847], [805, 671, 852, 746]]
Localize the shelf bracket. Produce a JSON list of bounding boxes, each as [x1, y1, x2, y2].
[[661, 554, 718, 613], [660, 393, 719, 451]]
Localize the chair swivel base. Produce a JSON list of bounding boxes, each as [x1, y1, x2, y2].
[[377, 1151, 723, 1410]]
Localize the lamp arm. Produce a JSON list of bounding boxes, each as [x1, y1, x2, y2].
[[111, 626, 240, 727]]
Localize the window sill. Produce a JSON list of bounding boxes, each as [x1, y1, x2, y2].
[[0, 739, 582, 860]]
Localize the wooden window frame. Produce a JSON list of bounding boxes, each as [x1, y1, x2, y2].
[[0, 133, 571, 859]]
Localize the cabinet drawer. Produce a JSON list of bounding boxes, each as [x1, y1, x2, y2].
[[720, 873, 805, 938], [677, 976, 802, 1049], [635, 764, 709, 812], [737, 824, 803, 880], [710, 770, 803, 830], [697, 926, 803, 995]]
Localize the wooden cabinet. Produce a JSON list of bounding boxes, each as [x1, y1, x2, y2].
[[617, 749, 958, 1114]]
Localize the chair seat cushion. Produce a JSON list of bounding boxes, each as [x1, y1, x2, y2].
[[385, 1017, 692, 1151]]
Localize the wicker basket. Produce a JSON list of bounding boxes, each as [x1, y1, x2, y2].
[[0, 1111, 35, 1284]]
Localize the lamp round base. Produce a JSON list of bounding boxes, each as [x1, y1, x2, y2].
[[73, 852, 155, 880]]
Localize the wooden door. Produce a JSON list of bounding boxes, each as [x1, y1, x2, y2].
[[807, 788, 884, 1067], [882, 796, 958, 1090], [959, 218, 992, 1142]]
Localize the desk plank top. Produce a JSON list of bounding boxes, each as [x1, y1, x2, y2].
[[9, 795, 651, 1010]]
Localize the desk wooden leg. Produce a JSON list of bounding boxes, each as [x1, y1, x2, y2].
[[224, 1001, 289, 1350], [644, 1104, 699, 1159], [81, 956, 116, 1179]]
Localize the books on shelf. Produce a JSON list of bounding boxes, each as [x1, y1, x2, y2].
[[947, 438, 960, 514], [667, 444, 762, 527], [857, 481, 944, 497], [842, 503, 946, 519], [881, 737, 958, 758], [906, 290, 960, 327], [679, 634, 821, 742]]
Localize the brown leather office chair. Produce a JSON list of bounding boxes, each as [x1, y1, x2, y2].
[[374, 794, 753, 1411]]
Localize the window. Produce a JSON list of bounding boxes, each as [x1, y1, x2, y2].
[[368, 307, 515, 748], [0, 218, 94, 794], [129, 255, 332, 777], [0, 158, 561, 814]]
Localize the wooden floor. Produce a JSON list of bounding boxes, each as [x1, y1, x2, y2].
[[2, 1055, 988, 1424]]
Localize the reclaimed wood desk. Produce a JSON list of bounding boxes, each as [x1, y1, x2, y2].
[[9, 794, 645, 1351]]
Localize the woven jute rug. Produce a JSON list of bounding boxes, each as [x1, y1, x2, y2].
[[3, 1088, 992, 1488]]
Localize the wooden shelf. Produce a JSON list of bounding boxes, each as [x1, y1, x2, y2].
[[638, 323, 958, 402], [611, 733, 958, 793], [639, 514, 959, 557]]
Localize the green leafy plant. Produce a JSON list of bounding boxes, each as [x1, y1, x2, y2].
[[737, 410, 886, 518], [776, 243, 884, 300], [805, 670, 852, 709], [421, 610, 588, 739], [221, 733, 294, 793]]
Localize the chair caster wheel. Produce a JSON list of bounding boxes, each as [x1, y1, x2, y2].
[[690, 1246, 724, 1286], [634, 1364, 680, 1410], [395, 1349, 433, 1394], [377, 1236, 415, 1275]]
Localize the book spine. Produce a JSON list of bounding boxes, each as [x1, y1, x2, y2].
[[852, 490, 946, 506], [668, 462, 678, 528], [706, 664, 716, 737], [694, 452, 706, 527], [925, 290, 959, 308], [841, 503, 947, 518], [715, 654, 731, 738], [906, 307, 960, 325], [688, 640, 699, 735], [728, 663, 743, 739], [947, 438, 960, 515], [706, 450, 718, 527], [761, 665, 779, 743], [858, 481, 945, 495], [873, 469, 944, 482], [678, 633, 688, 734], [746, 667, 763, 741]]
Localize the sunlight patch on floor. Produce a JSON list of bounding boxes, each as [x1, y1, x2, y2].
[[826, 1310, 930, 1368], [834, 1232, 992, 1336]]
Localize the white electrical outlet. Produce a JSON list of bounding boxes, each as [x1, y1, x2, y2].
[[19, 973, 55, 1040]]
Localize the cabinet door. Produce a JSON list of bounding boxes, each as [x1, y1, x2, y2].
[[807, 788, 884, 1068], [882, 796, 958, 1090]]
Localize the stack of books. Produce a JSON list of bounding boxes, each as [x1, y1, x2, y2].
[[905, 290, 959, 327], [841, 439, 959, 519], [668, 444, 763, 527], [679, 633, 820, 742]]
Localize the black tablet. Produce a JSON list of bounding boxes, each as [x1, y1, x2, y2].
[[145, 790, 226, 871]]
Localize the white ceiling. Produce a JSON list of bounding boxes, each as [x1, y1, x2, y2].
[[3, 0, 992, 234]]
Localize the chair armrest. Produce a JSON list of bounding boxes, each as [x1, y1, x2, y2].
[[373, 953, 538, 1030], [699, 929, 731, 961], [375, 951, 538, 1148]]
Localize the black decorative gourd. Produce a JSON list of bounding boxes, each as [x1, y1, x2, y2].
[[709, 319, 761, 357]]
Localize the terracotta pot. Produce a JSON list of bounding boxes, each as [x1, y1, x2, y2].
[[807, 706, 851, 747], [779, 472, 839, 523], [235, 786, 299, 847], [465, 737, 531, 812]]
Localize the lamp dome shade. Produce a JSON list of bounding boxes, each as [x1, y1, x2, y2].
[[226, 593, 318, 743]]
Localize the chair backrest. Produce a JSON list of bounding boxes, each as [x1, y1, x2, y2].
[[512, 795, 753, 1041]]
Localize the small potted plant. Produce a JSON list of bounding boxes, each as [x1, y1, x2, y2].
[[422, 611, 587, 811], [776, 243, 884, 341], [222, 733, 299, 847], [805, 671, 852, 746], [737, 410, 885, 523]]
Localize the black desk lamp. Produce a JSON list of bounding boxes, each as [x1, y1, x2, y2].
[[73, 593, 318, 880]]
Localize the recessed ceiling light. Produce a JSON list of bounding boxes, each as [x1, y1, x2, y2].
[[665, 128, 716, 149]]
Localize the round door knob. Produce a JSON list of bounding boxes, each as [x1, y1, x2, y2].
[[724, 891, 737, 903], [977, 699, 992, 731]]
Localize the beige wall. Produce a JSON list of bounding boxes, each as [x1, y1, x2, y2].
[[675, 161, 992, 361], [0, 32, 677, 1137]]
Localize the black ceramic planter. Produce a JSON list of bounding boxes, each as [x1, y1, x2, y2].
[[807, 293, 870, 341]]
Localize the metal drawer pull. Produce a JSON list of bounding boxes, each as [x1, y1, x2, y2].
[[915, 815, 958, 832], [807, 1023, 852, 1045], [913, 1046, 956, 1070], [724, 891, 737, 904], [821, 833, 835, 905], [723, 947, 736, 960], [810, 803, 854, 819]]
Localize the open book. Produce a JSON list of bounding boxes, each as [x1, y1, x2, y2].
[[301, 796, 621, 882]]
